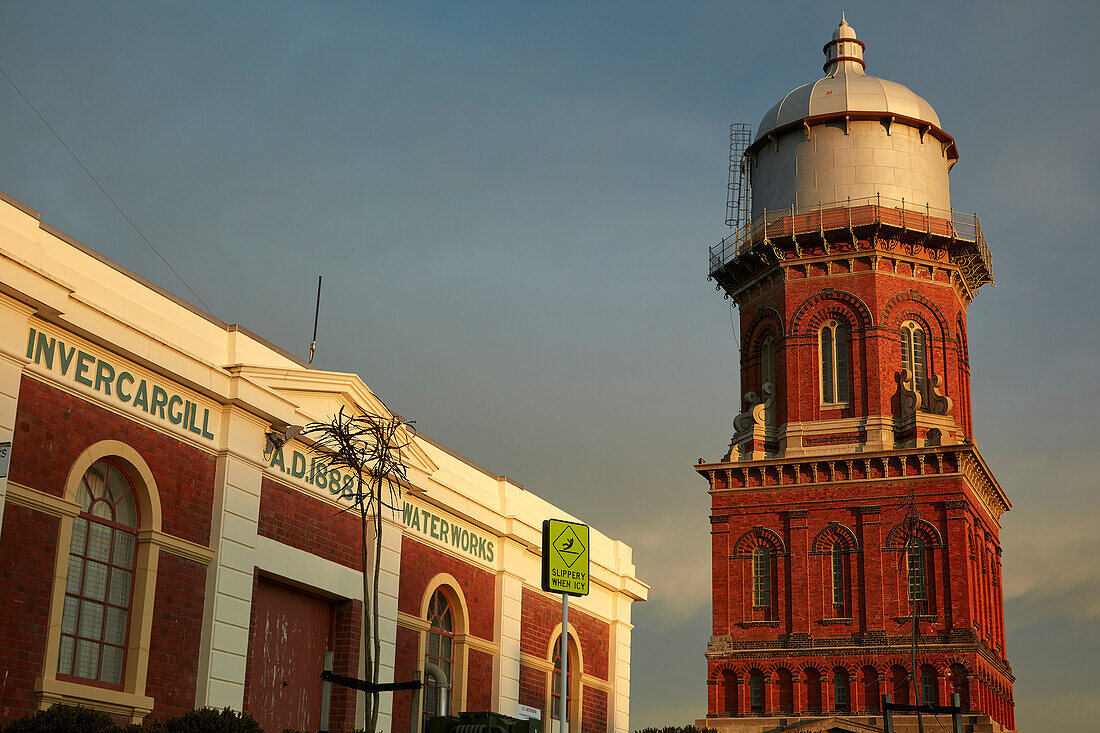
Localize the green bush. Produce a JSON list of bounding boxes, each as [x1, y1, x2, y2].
[[1, 704, 123, 733], [2, 705, 274, 733], [143, 708, 264, 733]]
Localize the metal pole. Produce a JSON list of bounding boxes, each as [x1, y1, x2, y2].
[[561, 593, 569, 733], [883, 693, 894, 733], [319, 651, 334, 733], [410, 671, 421, 733], [913, 610, 924, 733], [952, 693, 964, 733]]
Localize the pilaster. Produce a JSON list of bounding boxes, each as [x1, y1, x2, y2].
[[367, 512, 404, 733], [195, 446, 264, 709], [944, 500, 969, 630], [608, 614, 634, 733], [792, 674, 805, 714], [492, 542, 525, 715], [711, 513, 730, 633], [859, 505, 884, 633], [851, 670, 865, 713], [0, 295, 34, 540], [788, 510, 810, 635]]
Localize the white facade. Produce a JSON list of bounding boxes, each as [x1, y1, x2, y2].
[[0, 189, 647, 730]]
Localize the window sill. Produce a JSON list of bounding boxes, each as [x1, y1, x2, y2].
[[818, 617, 854, 625], [819, 402, 850, 410], [35, 677, 153, 723], [739, 620, 780, 628]]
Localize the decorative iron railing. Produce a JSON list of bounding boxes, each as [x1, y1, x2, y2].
[[708, 194, 993, 289]]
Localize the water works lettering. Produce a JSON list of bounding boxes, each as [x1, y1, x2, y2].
[[26, 327, 215, 440], [402, 502, 495, 563], [268, 447, 495, 564]]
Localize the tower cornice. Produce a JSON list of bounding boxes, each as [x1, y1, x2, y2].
[[697, 443, 1009, 525]]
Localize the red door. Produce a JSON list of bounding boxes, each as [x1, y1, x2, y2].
[[246, 579, 334, 732]]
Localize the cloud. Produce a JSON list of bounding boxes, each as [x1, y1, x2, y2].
[[625, 516, 713, 622], [1017, 693, 1100, 733], [1003, 513, 1100, 626]]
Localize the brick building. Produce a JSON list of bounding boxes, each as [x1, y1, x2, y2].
[[0, 189, 647, 731], [695, 19, 1014, 733]]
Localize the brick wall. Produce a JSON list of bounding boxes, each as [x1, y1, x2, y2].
[[705, 459, 1014, 725], [397, 537, 496, 641], [0, 504, 58, 722], [518, 664, 546, 713], [257, 477, 363, 571], [736, 252, 974, 439], [581, 687, 607, 733], [1, 376, 216, 722], [144, 553, 207, 720], [521, 587, 610, 679], [392, 624, 420, 733], [330, 599, 362, 732], [466, 648, 493, 711], [11, 376, 215, 546]]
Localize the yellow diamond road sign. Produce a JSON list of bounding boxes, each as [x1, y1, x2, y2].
[[542, 519, 590, 597]]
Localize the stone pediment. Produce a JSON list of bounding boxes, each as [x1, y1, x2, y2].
[[764, 717, 884, 732], [228, 363, 437, 475]]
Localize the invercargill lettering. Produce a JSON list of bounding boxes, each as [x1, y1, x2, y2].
[[27, 327, 215, 440]]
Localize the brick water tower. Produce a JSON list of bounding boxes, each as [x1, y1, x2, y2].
[[696, 17, 1016, 732]]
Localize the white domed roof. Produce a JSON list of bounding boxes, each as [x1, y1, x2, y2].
[[755, 17, 941, 142]]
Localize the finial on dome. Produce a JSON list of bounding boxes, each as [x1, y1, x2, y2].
[[824, 15, 866, 75]]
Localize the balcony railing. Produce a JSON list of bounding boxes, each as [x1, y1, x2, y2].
[[708, 194, 993, 291]]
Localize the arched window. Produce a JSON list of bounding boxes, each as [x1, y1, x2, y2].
[[920, 666, 938, 706], [37, 442, 185, 723], [720, 669, 738, 716], [833, 668, 850, 712], [949, 664, 969, 710], [761, 336, 776, 390], [804, 668, 822, 713], [777, 668, 794, 714], [551, 634, 575, 730], [761, 336, 777, 427], [907, 538, 928, 606], [59, 460, 138, 685], [749, 670, 765, 713], [901, 320, 928, 410], [423, 589, 454, 723], [752, 546, 771, 608], [820, 320, 850, 405], [831, 542, 845, 612], [862, 666, 881, 712], [890, 665, 910, 706]]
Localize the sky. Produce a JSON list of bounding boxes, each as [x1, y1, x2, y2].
[[1, 2, 1098, 730]]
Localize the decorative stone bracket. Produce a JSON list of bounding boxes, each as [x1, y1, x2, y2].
[[894, 369, 960, 448], [727, 383, 776, 460]]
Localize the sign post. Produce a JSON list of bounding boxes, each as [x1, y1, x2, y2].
[[542, 519, 590, 733]]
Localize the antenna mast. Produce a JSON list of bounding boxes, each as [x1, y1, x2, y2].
[[309, 275, 322, 365], [725, 123, 752, 230]]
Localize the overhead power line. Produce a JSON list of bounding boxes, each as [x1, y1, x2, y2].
[[0, 64, 216, 318]]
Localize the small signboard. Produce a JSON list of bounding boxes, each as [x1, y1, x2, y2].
[[541, 519, 590, 597], [517, 704, 542, 721], [0, 441, 10, 479]]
